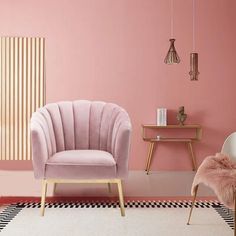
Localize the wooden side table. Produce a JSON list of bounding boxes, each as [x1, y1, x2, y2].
[[142, 124, 202, 174]]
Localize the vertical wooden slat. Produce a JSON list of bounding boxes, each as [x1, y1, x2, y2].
[[1, 37, 6, 160], [23, 38, 27, 160], [0, 36, 45, 160], [27, 38, 31, 160], [10, 37, 14, 160], [18, 37, 23, 160], [35, 38, 39, 109], [31, 38, 36, 114], [14, 37, 19, 160], [40, 38, 45, 107], [39, 38, 41, 105], [43, 39, 46, 105], [9, 38, 14, 160], [0, 38, 2, 160], [5, 37, 9, 160]]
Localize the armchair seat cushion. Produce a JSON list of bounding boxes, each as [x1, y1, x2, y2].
[[45, 150, 117, 179], [47, 150, 116, 166]]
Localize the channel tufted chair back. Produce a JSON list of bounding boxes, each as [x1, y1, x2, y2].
[[31, 100, 132, 217]]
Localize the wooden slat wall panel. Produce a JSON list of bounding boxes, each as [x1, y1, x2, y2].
[[0, 37, 45, 160]]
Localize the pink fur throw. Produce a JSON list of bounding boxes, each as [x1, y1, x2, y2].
[[192, 153, 236, 208]]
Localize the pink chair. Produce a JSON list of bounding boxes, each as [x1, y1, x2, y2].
[[30, 100, 132, 216]]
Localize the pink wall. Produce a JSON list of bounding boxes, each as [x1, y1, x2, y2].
[[0, 0, 236, 170]]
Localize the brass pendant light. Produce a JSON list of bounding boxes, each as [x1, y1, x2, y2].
[[164, 0, 180, 64], [189, 0, 199, 80], [189, 53, 199, 80], [164, 39, 180, 64]]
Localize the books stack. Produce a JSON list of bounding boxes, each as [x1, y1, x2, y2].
[[157, 108, 167, 126]]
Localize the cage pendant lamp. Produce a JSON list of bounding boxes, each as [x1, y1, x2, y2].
[[189, 0, 199, 80], [164, 0, 180, 64]]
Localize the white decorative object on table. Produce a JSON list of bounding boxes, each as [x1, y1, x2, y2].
[[157, 108, 167, 126]]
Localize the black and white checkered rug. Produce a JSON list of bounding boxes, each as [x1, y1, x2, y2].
[[0, 200, 233, 236]]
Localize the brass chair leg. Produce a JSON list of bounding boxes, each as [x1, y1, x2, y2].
[[117, 179, 125, 216], [187, 185, 199, 225], [40, 179, 48, 216], [108, 183, 112, 193]]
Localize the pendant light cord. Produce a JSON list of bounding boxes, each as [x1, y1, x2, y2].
[[171, 0, 174, 38], [192, 0, 196, 52]]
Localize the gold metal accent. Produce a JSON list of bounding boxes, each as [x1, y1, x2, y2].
[[40, 179, 47, 216], [164, 39, 180, 64], [0, 37, 45, 160], [189, 53, 199, 81], [117, 179, 125, 216], [142, 124, 202, 173], [40, 179, 125, 217], [187, 185, 198, 225]]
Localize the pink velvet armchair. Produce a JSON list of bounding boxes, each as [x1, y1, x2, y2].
[[30, 100, 132, 216]]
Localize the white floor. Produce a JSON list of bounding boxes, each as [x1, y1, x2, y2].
[[0, 170, 213, 197]]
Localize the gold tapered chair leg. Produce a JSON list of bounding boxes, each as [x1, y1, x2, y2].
[[187, 185, 199, 225], [108, 183, 112, 193], [117, 179, 125, 216], [40, 179, 48, 216]]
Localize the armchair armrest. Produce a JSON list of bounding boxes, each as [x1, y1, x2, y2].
[[112, 120, 132, 178], [30, 121, 49, 179]]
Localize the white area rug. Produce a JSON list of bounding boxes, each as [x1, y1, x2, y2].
[[0, 201, 233, 236]]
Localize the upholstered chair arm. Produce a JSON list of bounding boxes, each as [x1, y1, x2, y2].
[[112, 120, 132, 178], [30, 121, 49, 179]]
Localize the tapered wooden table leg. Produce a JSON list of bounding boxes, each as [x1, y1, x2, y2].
[[145, 142, 152, 171], [146, 142, 156, 175], [187, 142, 197, 171]]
